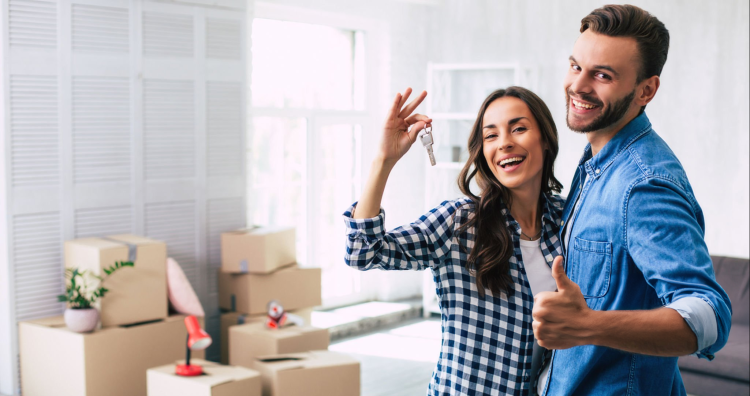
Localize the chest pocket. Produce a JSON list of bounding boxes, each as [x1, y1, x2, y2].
[[568, 237, 612, 298]]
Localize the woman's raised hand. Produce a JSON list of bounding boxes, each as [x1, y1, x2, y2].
[[353, 88, 430, 218], [378, 88, 432, 165]]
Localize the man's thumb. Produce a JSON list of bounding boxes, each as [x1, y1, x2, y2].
[[551, 256, 571, 291]]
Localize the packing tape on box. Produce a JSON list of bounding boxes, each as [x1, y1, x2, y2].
[[239, 259, 248, 273], [101, 237, 138, 262]]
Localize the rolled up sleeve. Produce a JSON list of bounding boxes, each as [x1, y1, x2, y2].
[[625, 177, 732, 360], [667, 296, 718, 358]]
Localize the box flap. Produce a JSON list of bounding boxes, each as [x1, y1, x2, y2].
[[255, 351, 356, 372], [22, 316, 67, 328], [233, 323, 324, 340], [300, 351, 358, 369], [204, 364, 260, 382], [106, 234, 164, 246], [221, 263, 300, 279], [254, 353, 308, 371], [23, 316, 192, 338]]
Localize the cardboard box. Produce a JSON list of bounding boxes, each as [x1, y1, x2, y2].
[[19, 315, 205, 396], [220, 308, 313, 364], [218, 266, 321, 315], [229, 323, 329, 369], [147, 359, 261, 396], [64, 234, 168, 327], [253, 351, 360, 396], [221, 227, 296, 273]]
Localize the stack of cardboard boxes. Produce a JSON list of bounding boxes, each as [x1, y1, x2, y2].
[[219, 227, 360, 396], [19, 234, 211, 396], [18, 228, 359, 396], [218, 227, 322, 364]]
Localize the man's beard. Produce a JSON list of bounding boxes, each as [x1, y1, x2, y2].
[[566, 89, 635, 133]]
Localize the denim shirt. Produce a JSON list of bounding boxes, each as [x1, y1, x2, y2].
[[542, 113, 733, 396]]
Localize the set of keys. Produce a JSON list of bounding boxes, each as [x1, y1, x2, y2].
[[418, 125, 436, 166]]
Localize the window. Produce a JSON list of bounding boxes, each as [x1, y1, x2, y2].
[[251, 19, 365, 111], [248, 17, 369, 307]]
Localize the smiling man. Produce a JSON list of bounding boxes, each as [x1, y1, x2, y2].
[[531, 5, 733, 395]]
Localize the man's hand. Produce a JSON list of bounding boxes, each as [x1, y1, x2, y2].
[[532, 256, 595, 349]]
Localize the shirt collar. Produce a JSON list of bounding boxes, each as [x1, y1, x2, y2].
[[578, 112, 653, 177]]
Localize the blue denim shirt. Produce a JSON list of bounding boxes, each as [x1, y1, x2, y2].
[[542, 113, 733, 396]]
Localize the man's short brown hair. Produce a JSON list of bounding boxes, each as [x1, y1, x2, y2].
[[581, 4, 670, 83]]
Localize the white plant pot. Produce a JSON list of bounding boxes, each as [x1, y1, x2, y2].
[[64, 308, 100, 333]]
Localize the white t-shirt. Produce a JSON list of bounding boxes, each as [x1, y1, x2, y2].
[[519, 238, 556, 394], [519, 238, 557, 295]]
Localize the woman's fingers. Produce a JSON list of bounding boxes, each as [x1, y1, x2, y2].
[[397, 88, 413, 110], [406, 120, 428, 143], [399, 90, 427, 119], [386, 93, 402, 119], [405, 113, 432, 126]]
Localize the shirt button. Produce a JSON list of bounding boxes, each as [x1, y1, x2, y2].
[[561, 220, 565, 226], [595, 168, 601, 174]]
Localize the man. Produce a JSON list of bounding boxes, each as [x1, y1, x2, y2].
[[532, 5, 732, 395]]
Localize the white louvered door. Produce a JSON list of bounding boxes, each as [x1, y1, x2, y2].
[[0, 0, 247, 393]]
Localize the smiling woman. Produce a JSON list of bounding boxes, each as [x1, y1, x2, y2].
[[343, 86, 566, 394], [459, 87, 563, 296]]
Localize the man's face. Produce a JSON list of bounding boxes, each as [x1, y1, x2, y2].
[[564, 30, 641, 133]]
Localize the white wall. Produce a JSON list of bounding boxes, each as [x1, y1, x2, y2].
[[420, 0, 749, 259]]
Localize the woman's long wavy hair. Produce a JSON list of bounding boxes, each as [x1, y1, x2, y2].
[[457, 87, 563, 297]]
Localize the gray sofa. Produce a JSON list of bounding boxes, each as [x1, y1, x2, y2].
[[679, 256, 749, 396]]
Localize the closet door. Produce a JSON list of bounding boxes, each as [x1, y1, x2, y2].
[[1, 0, 246, 390], [140, 0, 246, 361]]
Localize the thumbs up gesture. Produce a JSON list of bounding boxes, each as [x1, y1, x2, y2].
[[532, 256, 594, 349]]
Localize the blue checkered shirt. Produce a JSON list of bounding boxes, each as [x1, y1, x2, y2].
[[344, 194, 564, 395]]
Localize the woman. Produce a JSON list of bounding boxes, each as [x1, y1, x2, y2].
[[344, 86, 564, 395]]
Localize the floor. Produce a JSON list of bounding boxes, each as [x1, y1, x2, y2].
[[330, 317, 442, 396], [327, 309, 703, 396]]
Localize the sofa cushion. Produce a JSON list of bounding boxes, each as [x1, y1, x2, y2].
[[712, 256, 749, 325], [678, 324, 749, 382]]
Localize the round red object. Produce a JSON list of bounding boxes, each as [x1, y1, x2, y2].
[[175, 364, 203, 377]]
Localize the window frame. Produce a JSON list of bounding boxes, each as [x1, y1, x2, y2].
[[249, 3, 388, 308]]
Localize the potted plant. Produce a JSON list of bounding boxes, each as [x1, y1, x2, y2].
[[57, 261, 133, 333]]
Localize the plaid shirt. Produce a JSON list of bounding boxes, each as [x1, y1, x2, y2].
[[344, 194, 564, 396]]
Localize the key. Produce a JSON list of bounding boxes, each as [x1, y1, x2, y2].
[[418, 125, 436, 166]]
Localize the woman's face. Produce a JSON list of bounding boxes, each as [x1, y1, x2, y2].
[[481, 96, 547, 194]]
